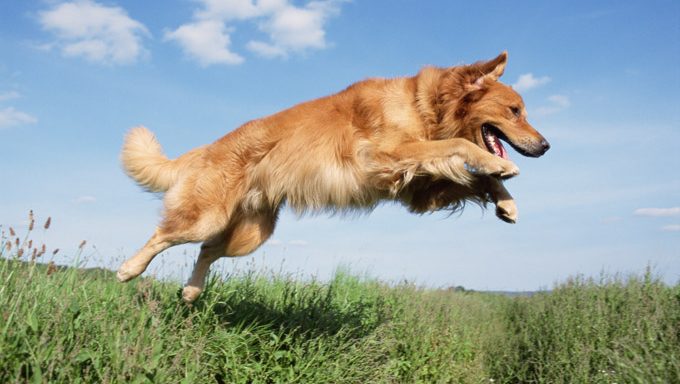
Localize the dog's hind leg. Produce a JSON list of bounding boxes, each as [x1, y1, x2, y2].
[[181, 236, 227, 303], [181, 208, 279, 303], [117, 228, 178, 282], [117, 203, 234, 283]]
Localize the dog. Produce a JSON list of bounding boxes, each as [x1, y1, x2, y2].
[[117, 51, 549, 302]]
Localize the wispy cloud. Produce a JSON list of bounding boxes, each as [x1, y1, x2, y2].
[[38, 0, 150, 65], [634, 207, 680, 217], [534, 94, 571, 116], [601, 216, 623, 224], [166, 0, 344, 66], [265, 238, 308, 246], [512, 73, 551, 92], [548, 94, 570, 108], [288, 240, 309, 246], [661, 224, 680, 232], [73, 195, 97, 204], [0, 107, 38, 129], [0, 91, 20, 102]]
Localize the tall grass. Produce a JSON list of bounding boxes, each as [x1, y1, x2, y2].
[[486, 271, 680, 383], [1, 217, 678, 383]]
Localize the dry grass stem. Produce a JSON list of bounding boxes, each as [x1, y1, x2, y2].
[[28, 210, 34, 231]]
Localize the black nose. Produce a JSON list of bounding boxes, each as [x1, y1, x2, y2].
[[540, 139, 550, 154]]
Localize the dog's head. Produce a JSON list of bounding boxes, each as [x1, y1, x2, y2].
[[437, 52, 550, 159]]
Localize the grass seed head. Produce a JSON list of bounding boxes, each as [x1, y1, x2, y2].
[[9, 227, 15, 237], [79, 240, 87, 250], [46, 261, 57, 276], [44, 217, 51, 230], [52, 248, 59, 255], [28, 210, 34, 231], [18, 248, 24, 258]]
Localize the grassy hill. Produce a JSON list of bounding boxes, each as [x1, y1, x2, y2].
[[1, 254, 678, 384]]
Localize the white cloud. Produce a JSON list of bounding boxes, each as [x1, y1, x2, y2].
[[165, 20, 244, 66], [195, 0, 262, 21], [634, 207, 680, 217], [73, 195, 97, 204], [38, 0, 149, 65], [0, 91, 20, 102], [0, 107, 38, 129], [535, 94, 571, 116], [512, 73, 551, 92], [248, 1, 338, 58], [661, 224, 680, 232], [166, 0, 343, 66]]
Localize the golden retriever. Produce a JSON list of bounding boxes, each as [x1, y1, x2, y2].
[[117, 51, 550, 302]]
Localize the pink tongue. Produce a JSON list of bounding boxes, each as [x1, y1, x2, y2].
[[495, 140, 509, 160]]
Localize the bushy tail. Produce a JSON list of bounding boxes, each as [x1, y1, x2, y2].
[[120, 126, 178, 193]]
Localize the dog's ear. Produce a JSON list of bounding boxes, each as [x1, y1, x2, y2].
[[464, 51, 508, 91], [479, 51, 508, 80]]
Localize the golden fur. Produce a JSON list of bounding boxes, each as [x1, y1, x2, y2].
[[117, 52, 550, 302]]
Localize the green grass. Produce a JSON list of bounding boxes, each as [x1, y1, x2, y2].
[[485, 272, 680, 383], [1, 229, 679, 383]]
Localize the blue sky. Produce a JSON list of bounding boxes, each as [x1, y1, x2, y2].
[[1, 0, 678, 290]]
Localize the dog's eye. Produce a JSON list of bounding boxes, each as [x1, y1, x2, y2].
[[510, 106, 521, 117]]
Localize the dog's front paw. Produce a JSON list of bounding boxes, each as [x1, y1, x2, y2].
[[467, 156, 519, 179], [493, 159, 520, 179], [495, 198, 518, 224]]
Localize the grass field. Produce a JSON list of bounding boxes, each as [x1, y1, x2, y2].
[[1, 225, 679, 383]]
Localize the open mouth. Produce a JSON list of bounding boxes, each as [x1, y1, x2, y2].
[[482, 123, 545, 158], [482, 124, 510, 159]]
